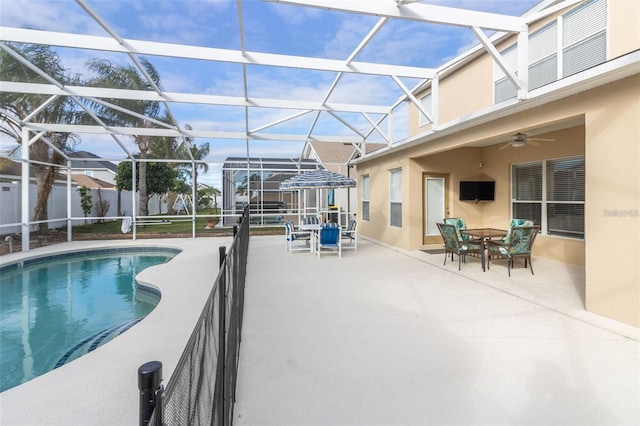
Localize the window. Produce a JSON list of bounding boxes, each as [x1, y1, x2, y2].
[[511, 156, 585, 239], [389, 169, 402, 227], [84, 170, 94, 177], [494, 0, 606, 102], [418, 93, 432, 127], [361, 175, 370, 221]]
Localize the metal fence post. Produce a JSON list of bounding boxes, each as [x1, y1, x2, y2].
[[218, 246, 227, 426], [138, 361, 163, 426]]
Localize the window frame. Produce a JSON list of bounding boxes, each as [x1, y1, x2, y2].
[[494, 0, 606, 103], [389, 168, 402, 228], [418, 93, 433, 127], [361, 174, 370, 221], [511, 156, 585, 239]]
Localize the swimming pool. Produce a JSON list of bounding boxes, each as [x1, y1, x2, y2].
[[0, 247, 180, 393]]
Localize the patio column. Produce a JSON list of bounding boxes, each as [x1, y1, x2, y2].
[[21, 128, 30, 252]]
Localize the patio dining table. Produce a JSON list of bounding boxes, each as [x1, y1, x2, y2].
[[461, 228, 508, 271]]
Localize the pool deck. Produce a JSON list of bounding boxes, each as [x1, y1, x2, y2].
[[1, 235, 639, 425]]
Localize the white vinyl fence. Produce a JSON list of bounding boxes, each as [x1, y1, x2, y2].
[[0, 182, 163, 235]]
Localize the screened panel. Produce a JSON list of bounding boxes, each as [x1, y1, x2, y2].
[[563, 32, 606, 78], [546, 157, 585, 201], [512, 163, 542, 200]]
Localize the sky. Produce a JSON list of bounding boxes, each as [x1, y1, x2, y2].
[[1, 0, 541, 189]]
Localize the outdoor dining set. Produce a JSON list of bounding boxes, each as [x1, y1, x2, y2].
[[284, 216, 357, 259], [437, 218, 539, 276]]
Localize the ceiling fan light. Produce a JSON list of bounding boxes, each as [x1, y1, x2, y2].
[[511, 140, 526, 148]]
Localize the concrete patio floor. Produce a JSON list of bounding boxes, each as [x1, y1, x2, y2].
[[0, 234, 638, 425], [234, 235, 639, 425]]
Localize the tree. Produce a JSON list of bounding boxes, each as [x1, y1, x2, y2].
[[115, 160, 178, 213], [85, 57, 163, 217], [0, 44, 81, 234], [210, 186, 221, 210], [94, 189, 110, 223], [77, 186, 93, 225]]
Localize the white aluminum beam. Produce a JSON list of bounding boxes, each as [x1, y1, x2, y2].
[[0, 27, 434, 80], [269, 0, 526, 33], [0, 81, 391, 115], [21, 122, 365, 143], [471, 26, 525, 92]]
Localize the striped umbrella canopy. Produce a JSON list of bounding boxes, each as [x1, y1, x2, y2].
[[280, 169, 356, 190]]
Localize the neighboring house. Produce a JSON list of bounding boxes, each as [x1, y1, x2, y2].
[[354, 0, 640, 327], [71, 174, 115, 190], [65, 150, 119, 185], [303, 141, 385, 215]]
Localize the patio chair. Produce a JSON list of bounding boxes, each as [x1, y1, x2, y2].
[[341, 219, 358, 251], [436, 222, 483, 271], [316, 222, 341, 259], [303, 216, 320, 225], [443, 217, 469, 241], [499, 218, 535, 243], [284, 221, 311, 254], [487, 226, 539, 276]]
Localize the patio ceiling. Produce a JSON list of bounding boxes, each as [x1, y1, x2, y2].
[[0, 0, 577, 165]]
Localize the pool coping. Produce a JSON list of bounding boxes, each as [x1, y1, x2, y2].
[[0, 237, 232, 425]]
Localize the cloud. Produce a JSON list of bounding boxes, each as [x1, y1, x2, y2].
[[0, 0, 104, 35]]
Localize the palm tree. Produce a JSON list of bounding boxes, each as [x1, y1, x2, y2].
[[84, 57, 162, 217], [0, 44, 81, 235], [165, 124, 210, 204], [188, 140, 210, 199]]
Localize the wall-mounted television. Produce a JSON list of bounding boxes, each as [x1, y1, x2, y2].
[[459, 181, 495, 201]]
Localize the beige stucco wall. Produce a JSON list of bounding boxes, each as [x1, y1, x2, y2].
[[608, 0, 640, 58], [356, 74, 640, 327], [582, 75, 640, 327]]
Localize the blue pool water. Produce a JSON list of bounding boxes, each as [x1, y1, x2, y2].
[[0, 248, 179, 393]]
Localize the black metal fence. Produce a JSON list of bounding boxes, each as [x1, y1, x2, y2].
[[140, 208, 249, 426]]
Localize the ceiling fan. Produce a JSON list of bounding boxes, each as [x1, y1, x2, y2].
[[498, 132, 555, 150]]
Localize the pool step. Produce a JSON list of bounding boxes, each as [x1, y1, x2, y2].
[[54, 318, 143, 369]]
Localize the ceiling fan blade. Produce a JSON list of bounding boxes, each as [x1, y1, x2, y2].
[[529, 140, 541, 146], [498, 141, 512, 150], [528, 137, 555, 142]]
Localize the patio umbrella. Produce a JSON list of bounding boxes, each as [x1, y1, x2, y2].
[[279, 169, 356, 190], [280, 169, 356, 222]]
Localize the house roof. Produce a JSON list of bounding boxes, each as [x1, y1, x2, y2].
[[306, 142, 386, 174], [0, 160, 68, 182], [69, 151, 118, 173], [71, 174, 115, 189]]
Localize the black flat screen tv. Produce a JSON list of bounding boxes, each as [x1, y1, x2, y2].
[[459, 181, 495, 201]]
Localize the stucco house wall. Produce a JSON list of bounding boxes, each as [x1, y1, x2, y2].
[[355, 0, 640, 327]]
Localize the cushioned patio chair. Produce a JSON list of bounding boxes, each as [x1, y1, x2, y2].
[[437, 222, 483, 271], [443, 217, 469, 241], [316, 222, 341, 259], [487, 226, 539, 276], [341, 220, 358, 251], [499, 218, 535, 244], [284, 221, 311, 254]]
